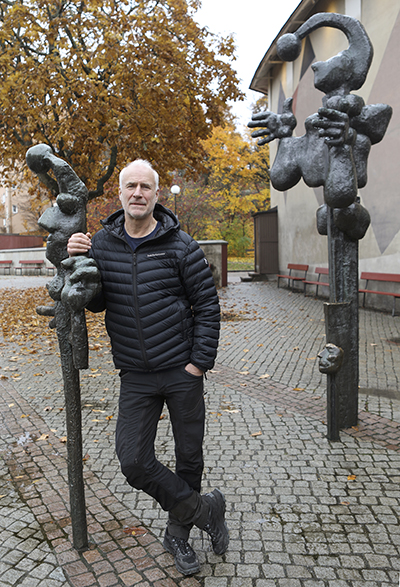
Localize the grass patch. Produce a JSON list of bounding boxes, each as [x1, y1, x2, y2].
[[227, 257, 254, 271]]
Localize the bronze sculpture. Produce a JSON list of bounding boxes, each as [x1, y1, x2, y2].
[[249, 13, 392, 439], [26, 144, 101, 550]]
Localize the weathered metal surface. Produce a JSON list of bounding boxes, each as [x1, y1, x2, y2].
[[249, 13, 392, 439], [26, 144, 101, 550]]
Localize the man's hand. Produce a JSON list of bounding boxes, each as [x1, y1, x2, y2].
[[67, 232, 92, 256], [185, 363, 204, 377]]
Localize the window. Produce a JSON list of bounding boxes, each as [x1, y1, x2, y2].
[[12, 205, 18, 214]]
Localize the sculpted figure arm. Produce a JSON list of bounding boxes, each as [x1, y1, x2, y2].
[[248, 98, 302, 191]]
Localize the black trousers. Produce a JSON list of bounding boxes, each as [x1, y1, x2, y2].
[[116, 365, 206, 539]]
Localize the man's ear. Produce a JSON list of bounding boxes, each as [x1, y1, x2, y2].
[[118, 187, 122, 202]]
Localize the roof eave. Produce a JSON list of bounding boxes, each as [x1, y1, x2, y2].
[[249, 0, 320, 94]]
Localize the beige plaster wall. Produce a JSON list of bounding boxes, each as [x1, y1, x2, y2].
[[268, 0, 400, 277]]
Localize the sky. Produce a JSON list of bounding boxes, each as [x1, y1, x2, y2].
[[194, 0, 301, 128]]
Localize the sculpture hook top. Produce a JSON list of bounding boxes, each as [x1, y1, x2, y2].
[[277, 12, 373, 96]]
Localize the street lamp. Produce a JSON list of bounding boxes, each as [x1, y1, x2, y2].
[[170, 184, 180, 216]]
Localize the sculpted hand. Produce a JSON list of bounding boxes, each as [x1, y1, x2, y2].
[[313, 107, 354, 147], [248, 98, 296, 145], [61, 256, 102, 313]]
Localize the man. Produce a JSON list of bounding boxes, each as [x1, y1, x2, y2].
[[67, 159, 228, 575]]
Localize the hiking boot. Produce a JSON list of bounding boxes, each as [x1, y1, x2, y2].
[[163, 529, 200, 575], [202, 488, 229, 555]]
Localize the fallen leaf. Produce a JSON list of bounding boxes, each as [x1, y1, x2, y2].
[[341, 501, 350, 505], [106, 415, 114, 421], [347, 475, 356, 481], [123, 526, 147, 536], [293, 388, 304, 391], [38, 433, 49, 441], [60, 436, 67, 443], [251, 431, 262, 437], [259, 374, 270, 379]]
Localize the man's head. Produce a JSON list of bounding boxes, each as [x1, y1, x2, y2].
[[119, 160, 159, 223]]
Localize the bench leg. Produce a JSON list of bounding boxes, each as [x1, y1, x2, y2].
[[393, 297, 396, 318]]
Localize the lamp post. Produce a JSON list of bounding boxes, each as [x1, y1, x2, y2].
[[170, 184, 180, 216]]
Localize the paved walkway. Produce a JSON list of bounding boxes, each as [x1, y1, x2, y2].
[[0, 274, 400, 586]]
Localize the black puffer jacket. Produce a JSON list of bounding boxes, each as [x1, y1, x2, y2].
[[87, 204, 220, 373]]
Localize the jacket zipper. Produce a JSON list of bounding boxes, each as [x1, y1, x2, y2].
[[132, 252, 151, 370]]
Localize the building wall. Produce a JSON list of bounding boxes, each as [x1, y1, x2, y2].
[[267, 0, 400, 276], [0, 181, 40, 234]]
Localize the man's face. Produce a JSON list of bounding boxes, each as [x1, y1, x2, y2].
[[119, 162, 159, 222]]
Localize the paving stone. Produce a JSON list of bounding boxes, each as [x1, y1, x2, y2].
[[1, 278, 400, 586]]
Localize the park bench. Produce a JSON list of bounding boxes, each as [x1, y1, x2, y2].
[[303, 267, 329, 297], [277, 263, 309, 290], [15, 260, 45, 276], [359, 271, 400, 317], [0, 260, 12, 275]]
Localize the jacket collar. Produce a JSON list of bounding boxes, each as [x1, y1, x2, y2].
[[101, 203, 180, 240]]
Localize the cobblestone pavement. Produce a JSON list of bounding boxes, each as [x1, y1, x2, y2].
[[0, 274, 400, 586]]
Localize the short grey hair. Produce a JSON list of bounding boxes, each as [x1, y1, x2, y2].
[[119, 159, 159, 190]]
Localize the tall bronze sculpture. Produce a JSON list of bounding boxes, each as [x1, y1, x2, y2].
[[249, 13, 392, 440], [26, 144, 101, 550]]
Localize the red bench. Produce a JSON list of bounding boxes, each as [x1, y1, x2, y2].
[[0, 260, 12, 275], [303, 267, 329, 297], [277, 263, 308, 290], [15, 260, 45, 276], [359, 272, 400, 317]]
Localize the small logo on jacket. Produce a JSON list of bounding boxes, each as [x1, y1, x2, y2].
[[147, 252, 166, 258]]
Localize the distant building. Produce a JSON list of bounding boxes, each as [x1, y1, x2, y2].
[[250, 0, 400, 274], [0, 176, 45, 235]]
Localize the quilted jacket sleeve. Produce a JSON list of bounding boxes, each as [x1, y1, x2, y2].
[[179, 238, 220, 372]]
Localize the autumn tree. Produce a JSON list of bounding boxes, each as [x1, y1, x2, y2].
[[0, 0, 242, 200], [158, 123, 270, 254]]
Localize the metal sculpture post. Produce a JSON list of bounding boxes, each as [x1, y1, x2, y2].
[[26, 145, 101, 550], [249, 13, 392, 439]]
